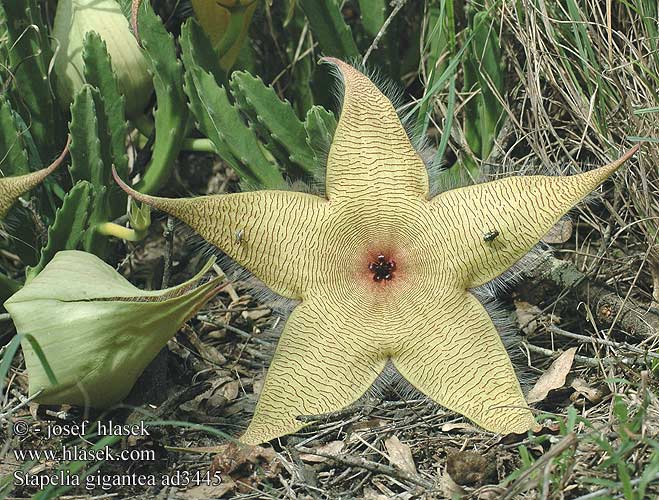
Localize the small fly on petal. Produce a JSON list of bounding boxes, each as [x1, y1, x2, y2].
[[483, 230, 500, 242]]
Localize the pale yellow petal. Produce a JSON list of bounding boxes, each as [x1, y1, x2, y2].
[[240, 296, 387, 445], [430, 146, 639, 288], [324, 58, 429, 200], [115, 170, 328, 300], [393, 292, 535, 434]]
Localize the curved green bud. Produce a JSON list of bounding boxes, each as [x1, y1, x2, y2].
[[53, 0, 152, 119], [5, 251, 224, 408]]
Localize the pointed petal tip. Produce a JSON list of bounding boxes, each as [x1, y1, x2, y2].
[[35, 134, 71, 183], [0, 135, 70, 219], [112, 165, 151, 206], [319, 57, 356, 77], [319, 56, 343, 66], [50, 134, 71, 172], [112, 167, 190, 219], [319, 57, 349, 79], [587, 143, 640, 182], [609, 143, 640, 169]]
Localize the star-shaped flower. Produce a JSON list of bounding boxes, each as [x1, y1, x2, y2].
[[115, 59, 637, 445]]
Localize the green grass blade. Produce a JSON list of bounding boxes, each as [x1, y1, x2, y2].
[[433, 74, 456, 166], [21, 334, 58, 386], [416, 0, 455, 136], [0, 334, 21, 395]]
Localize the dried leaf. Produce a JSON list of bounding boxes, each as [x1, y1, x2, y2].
[[363, 489, 413, 500], [363, 490, 391, 500], [542, 218, 573, 244], [184, 328, 227, 365], [221, 380, 240, 401], [441, 422, 479, 433], [183, 481, 234, 499], [515, 300, 561, 335], [210, 442, 280, 480], [242, 308, 271, 321], [252, 376, 265, 396], [384, 435, 417, 474], [299, 440, 344, 463], [440, 472, 466, 498], [527, 347, 577, 403], [570, 378, 603, 404]]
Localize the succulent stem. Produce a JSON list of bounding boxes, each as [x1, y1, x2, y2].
[[96, 222, 147, 242]]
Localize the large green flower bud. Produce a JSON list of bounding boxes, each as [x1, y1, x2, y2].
[[52, 0, 152, 118], [5, 251, 223, 408]]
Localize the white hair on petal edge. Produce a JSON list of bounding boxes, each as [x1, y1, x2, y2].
[[0, 205, 30, 241], [471, 293, 537, 392], [474, 243, 552, 299]]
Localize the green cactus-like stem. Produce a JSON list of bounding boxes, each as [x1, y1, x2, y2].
[[230, 72, 317, 177], [124, 0, 188, 195]]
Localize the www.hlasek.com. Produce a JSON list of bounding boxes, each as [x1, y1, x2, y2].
[[13, 469, 222, 491], [14, 445, 155, 462]]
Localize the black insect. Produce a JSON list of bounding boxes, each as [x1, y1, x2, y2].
[[483, 230, 500, 242]]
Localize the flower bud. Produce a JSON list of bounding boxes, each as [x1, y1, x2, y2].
[[5, 251, 224, 408], [191, 0, 258, 70], [52, 0, 152, 118]]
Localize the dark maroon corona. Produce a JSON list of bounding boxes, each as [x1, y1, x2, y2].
[[368, 254, 396, 282]]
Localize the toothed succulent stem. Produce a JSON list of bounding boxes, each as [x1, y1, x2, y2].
[[125, 0, 188, 194], [179, 23, 286, 189], [230, 72, 318, 177]]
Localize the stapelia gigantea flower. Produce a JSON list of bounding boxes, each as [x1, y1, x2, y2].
[[53, 0, 152, 118], [0, 138, 70, 219], [114, 59, 638, 445], [4, 251, 223, 408]]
